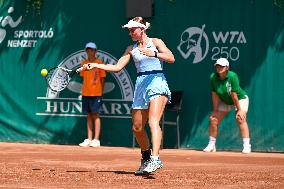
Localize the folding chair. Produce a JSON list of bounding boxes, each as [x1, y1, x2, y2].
[[161, 90, 183, 149]]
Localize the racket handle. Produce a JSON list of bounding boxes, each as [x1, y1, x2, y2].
[[76, 67, 84, 73], [58, 67, 72, 72]]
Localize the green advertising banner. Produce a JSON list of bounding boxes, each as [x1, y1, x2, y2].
[[0, 0, 283, 152]]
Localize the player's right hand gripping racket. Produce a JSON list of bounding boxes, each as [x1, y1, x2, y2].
[[46, 66, 82, 92]]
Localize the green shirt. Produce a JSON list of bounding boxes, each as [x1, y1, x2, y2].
[[210, 71, 247, 105]]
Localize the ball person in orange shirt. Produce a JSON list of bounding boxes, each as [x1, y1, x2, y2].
[[79, 42, 106, 147]]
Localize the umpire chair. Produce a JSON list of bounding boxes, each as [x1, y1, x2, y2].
[[161, 90, 183, 149]]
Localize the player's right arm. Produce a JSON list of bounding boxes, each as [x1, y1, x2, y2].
[[86, 46, 133, 72]]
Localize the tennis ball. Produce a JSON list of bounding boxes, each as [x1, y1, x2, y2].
[[41, 69, 48, 77]]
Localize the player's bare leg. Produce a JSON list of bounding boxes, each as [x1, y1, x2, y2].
[[132, 109, 150, 175], [148, 95, 168, 156], [132, 109, 149, 150], [143, 95, 168, 173]]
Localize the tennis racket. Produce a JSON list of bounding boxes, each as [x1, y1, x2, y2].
[[46, 66, 82, 92]]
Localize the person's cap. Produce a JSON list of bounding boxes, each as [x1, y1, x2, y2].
[[214, 58, 229, 67], [122, 19, 146, 29], [85, 42, 97, 49]]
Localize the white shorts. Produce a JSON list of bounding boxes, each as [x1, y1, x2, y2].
[[218, 95, 249, 112]]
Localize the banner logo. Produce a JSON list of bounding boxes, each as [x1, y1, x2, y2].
[[0, 6, 54, 48], [177, 24, 209, 63], [178, 24, 247, 63], [36, 50, 134, 118], [0, 7, 22, 44]]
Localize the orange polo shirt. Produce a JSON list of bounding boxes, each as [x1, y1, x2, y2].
[[80, 58, 106, 96]]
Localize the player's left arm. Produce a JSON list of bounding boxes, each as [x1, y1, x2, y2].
[[139, 38, 175, 63]]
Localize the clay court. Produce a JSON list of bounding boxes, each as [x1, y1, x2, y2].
[[0, 142, 283, 188]]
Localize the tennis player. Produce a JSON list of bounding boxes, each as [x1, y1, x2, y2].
[[203, 58, 251, 153], [80, 17, 175, 174]]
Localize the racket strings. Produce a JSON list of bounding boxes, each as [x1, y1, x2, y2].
[[46, 69, 70, 91]]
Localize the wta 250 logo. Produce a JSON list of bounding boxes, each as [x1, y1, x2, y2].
[[36, 50, 134, 119], [177, 24, 247, 63]]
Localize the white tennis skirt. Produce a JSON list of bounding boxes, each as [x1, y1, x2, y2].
[[132, 73, 171, 109]]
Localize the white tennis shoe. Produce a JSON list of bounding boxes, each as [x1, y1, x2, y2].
[[90, 139, 100, 147], [79, 139, 91, 147], [143, 157, 163, 174], [242, 144, 251, 154], [203, 144, 216, 152]]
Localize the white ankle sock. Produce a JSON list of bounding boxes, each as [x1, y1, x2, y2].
[[151, 155, 160, 160], [243, 138, 250, 146], [209, 136, 216, 145]]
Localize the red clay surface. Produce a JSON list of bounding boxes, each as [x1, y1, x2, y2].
[[0, 142, 283, 189]]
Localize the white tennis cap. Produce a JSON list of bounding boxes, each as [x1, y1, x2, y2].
[[215, 58, 229, 67], [122, 20, 147, 29], [85, 42, 97, 49]]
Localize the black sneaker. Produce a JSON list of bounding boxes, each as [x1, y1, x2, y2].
[[134, 159, 150, 175]]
